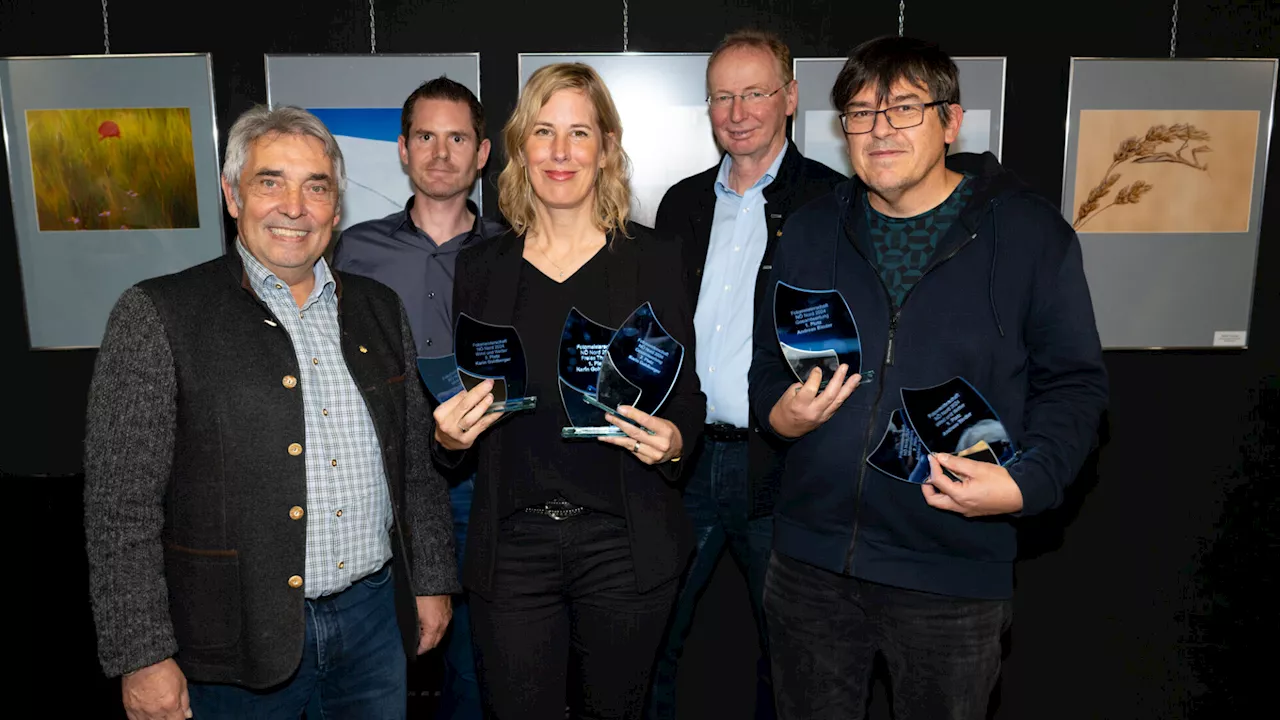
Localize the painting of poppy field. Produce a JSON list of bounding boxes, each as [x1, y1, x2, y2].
[[25, 107, 200, 231]]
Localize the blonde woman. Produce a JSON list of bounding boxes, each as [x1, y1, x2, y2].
[[430, 63, 704, 719]]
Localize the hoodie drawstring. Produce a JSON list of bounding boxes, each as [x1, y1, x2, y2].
[[988, 204, 1006, 338]]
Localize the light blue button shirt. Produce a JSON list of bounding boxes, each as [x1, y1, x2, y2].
[[694, 141, 788, 427]]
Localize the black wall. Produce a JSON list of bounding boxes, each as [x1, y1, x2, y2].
[[3, 0, 1277, 717]]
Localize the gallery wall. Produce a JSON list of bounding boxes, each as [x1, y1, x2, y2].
[[2, 0, 1277, 717]]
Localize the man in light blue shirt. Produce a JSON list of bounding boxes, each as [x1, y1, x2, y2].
[[695, 141, 788, 428], [650, 30, 844, 720]]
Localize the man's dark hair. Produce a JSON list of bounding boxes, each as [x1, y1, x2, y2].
[[399, 76, 485, 143], [831, 36, 960, 127]]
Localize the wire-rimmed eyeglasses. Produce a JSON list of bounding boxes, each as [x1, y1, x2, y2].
[[839, 101, 949, 134], [707, 83, 790, 109]]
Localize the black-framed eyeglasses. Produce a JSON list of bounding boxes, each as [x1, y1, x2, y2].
[[839, 101, 949, 134], [707, 83, 790, 109]]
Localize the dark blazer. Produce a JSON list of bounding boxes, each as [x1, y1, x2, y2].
[[83, 252, 459, 688], [438, 223, 705, 595], [654, 142, 845, 517]]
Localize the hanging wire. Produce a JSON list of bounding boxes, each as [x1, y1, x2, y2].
[[898, 0, 905, 37], [1169, 0, 1179, 58], [623, 0, 630, 52], [369, 0, 377, 54], [102, 0, 110, 54]]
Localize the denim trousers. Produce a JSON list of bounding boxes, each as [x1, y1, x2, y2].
[[186, 562, 406, 719], [438, 475, 482, 719], [648, 437, 775, 720], [470, 511, 678, 720], [763, 551, 1012, 720]]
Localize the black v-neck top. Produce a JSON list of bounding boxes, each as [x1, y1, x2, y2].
[[497, 248, 624, 518]]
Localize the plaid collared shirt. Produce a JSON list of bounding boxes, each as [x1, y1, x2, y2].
[[237, 241, 392, 598]]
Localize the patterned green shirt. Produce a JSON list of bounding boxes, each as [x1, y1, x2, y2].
[[866, 175, 975, 308]]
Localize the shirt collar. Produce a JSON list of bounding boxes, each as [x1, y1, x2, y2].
[[715, 138, 790, 197], [397, 195, 487, 245], [236, 238, 335, 303]]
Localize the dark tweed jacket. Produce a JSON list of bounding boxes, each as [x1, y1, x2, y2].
[[83, 252, 459, 688]]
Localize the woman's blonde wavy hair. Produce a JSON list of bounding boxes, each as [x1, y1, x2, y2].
[[498, 63, 632, 238]]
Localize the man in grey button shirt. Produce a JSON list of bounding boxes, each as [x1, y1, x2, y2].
[[331, 76, 505, 720]]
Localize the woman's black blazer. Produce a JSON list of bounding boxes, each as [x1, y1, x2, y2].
[[438, 221, 705, 596]]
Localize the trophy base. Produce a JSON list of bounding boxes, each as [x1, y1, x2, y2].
[[579, 394, 657, 435], [560, 426, 627, 439], [486, 396, 537, 414]]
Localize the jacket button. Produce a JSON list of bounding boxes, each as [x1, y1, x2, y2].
[[282, 375, 297, 389], [288, 575, 303, 589], [359, 345, 368, 353], [289, 506, 304, 520], [288, 442, 303, 456]]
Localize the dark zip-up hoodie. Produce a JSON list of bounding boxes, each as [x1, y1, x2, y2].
[[749, 151, 1108, 599]]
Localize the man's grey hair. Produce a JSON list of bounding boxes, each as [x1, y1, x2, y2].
[[221, 104, 347, 207]]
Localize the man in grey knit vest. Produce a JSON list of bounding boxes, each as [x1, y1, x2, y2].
[[83, 105, 459, 720]]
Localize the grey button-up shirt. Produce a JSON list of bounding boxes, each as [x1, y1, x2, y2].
[[332, 198, 507, 355], [237, 241, 393, 599]]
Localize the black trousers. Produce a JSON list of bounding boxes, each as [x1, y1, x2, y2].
[[764, 551, 1012, 720], [470, 511, 678, 720]]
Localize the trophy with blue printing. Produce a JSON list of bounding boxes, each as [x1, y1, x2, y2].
[[557, 307, 619, 438], [773, 281, 865, 390], [866, 408, 933, 484], [866, 376, 1019, 484], [574, 302, 684, 437], [415, 354, 466, 404], [449, 313, 537, 414]]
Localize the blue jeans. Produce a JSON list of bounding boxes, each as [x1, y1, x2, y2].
[[648, 437, 775, 720], [763, 551, 1012, 720], [186, 563, 406, 719], [438, 475, 482, 719]]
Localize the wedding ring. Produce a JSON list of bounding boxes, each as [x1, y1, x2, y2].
[[633, 441, 641, 453]]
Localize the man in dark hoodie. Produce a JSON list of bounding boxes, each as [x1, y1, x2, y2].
[[749, 36, 1108, 719]]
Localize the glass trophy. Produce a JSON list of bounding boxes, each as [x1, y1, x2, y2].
[[582, 301, 684, 435], [557, 308, 621, 438], [866, 408, 933, 484], [773, 281, 864, 390], [453, 313, 537, 414], [416, 354, 465, 404], [899, 376, 1017, 475]]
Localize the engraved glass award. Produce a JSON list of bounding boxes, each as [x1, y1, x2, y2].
[[453, 313, 537, 414], [773, 281, 863, 390], [557, 307, 620, 438], [416, 355, 465, 404], [866, 408, 933, 484], [899, 376, 1017, 469], [582, 302, 684, 433]]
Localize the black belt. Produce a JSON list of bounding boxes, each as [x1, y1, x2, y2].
[[523, 495, 591, 521], [705, 423, 749, 442]]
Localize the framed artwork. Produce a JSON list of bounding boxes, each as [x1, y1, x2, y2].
[[793, 56, 1007, 177], [0, 53, 225, 350], [1062, 58, 1277, 349], [264, 54, 482, 232], [517, 53, 723, 228]]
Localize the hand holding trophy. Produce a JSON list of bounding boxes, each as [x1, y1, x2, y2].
[[419, 313, 538, 451], [768, 281, 865, 438], [557, 302, 685, 464]]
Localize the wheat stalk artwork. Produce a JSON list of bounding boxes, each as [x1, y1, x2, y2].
[[1073, 123, 1211, 230]]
